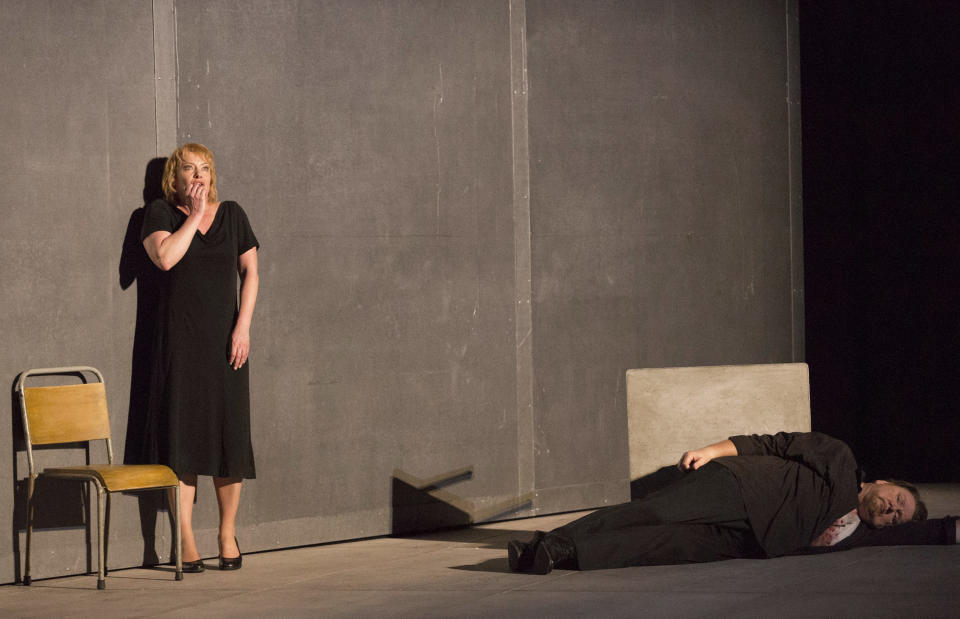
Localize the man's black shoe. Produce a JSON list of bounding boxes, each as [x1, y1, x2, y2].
[[507, 531, 545, 572], [532, 532, 577, 575]]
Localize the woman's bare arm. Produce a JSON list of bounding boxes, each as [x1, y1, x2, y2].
[[229, 247, 259, 370], [143, 184, 208, 270]]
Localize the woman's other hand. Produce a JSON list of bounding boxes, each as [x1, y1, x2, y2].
[[233, 247, 259, 369], [229, 324, 250, 370]]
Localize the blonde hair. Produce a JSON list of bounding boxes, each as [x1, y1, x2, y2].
[[161, 143, 218, 203]]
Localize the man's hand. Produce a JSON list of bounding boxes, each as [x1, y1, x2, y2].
[[677, 448, 714, 471], [677, 439, 738, 471]]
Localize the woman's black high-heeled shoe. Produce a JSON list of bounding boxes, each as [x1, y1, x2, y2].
[[219, 537, 242, 570], [182, 559, 205, 573]]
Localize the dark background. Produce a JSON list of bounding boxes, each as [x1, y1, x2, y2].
[[801, 1, 960, 481]]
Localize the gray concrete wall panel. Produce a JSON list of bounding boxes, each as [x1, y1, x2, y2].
[[525, 0, 801, 511], [172, 0, 521, 550], [0, 0, 165, 582], [627, 363, 811, 480]]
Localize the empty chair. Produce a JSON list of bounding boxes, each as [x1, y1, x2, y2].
[[17, 366, 183, 589]]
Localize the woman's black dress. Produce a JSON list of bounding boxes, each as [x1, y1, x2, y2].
[[129, 198, 259, 478]]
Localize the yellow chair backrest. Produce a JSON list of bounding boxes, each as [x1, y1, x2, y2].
[[23, 383, 112, 446]]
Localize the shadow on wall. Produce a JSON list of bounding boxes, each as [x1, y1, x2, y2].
[[389, 463, 682, 538], [118, 157, 174, 566], [118, 159, 166, 449], [391, 466, 534, 536]]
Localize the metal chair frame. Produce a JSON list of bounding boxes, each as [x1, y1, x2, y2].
[[16, 366, 183, 589]]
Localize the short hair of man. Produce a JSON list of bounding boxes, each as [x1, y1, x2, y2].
[[161, 143, 219, 203], [886, 479, 927, 521]]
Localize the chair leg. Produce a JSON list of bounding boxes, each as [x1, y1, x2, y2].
[[104, 492, 112, 576], [96, 485, 106, 590], [24, 476, 35, 586], [82, 479, 92, 575], [173, 485, 183, 581]]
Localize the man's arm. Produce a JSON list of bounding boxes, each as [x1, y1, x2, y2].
[[727, 432, 858, 483], [677, 439, 738, 471]]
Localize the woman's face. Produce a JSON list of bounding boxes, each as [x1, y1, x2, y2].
[[174, 151, 212, 202]]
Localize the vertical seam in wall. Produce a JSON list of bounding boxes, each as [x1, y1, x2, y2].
[[153, 0, 179, 157], [152, 0, 161, 156], [173, 0, 180, 144], [509, 0, 536, 508], [786, 0, 804, 362]]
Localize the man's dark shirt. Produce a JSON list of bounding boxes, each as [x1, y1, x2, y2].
[[716, 432, 861, 558]]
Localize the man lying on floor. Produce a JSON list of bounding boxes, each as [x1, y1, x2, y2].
[[508, 431, 958, 574]]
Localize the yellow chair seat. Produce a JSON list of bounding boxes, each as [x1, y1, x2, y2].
[[42, 464, 180, 492]]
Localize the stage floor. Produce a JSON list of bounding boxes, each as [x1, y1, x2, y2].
[[2, 484, 958, 618]]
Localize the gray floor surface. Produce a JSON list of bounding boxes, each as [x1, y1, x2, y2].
[[2, 485, 959, 618]]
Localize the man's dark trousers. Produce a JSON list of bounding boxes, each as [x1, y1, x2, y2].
[[556, 462, 765, 569]]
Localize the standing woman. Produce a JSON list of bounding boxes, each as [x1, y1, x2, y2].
[[135, 143, 259, 572]]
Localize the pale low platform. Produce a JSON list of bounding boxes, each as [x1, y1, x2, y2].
[[2, 485, 959, 619]]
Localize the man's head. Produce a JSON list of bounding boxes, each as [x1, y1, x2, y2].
[[857, 479, 927, 528]]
